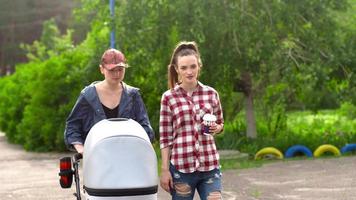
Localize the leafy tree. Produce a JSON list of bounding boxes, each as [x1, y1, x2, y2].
[[0, 0, 355, 151]]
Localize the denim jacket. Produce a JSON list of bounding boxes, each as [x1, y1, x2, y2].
[[64, 82, 154, 150]]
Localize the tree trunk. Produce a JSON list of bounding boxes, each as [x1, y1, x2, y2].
[[245, 91, 257, 138], [234, 71, 257, 138]]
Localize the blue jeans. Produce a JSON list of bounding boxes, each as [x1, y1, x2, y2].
[[169, 164, 222, 200]]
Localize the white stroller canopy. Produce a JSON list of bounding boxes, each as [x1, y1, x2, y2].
[[83, 118, 158, 198]]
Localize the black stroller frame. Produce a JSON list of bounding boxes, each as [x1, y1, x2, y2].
[[72, 153, 82, 200]]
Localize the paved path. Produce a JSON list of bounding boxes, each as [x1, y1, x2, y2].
[[1, 131, 356, 199]]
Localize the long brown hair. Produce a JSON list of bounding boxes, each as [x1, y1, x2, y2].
[[167, 41, 202, 89]]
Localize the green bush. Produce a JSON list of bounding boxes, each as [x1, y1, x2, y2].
[[338, 102, 356, 119], [0, 19, 100, 151], [0, 63, 38, 144]]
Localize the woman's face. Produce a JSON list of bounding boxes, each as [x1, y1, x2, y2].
[[100, 65, 126, 84], [176, 55, 200, 86]]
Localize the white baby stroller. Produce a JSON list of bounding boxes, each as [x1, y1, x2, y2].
[[59, 118, 158, 200]]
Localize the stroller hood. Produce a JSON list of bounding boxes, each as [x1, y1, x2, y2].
[[83, 118, 158, 197]]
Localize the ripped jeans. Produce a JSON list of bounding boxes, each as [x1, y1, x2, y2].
[[169, 164, 223, 200]]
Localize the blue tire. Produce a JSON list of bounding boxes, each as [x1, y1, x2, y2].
[[341, 144, 356, 154], [285, 145, 313, 158]]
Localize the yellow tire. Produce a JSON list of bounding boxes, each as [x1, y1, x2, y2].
[[313, 144, 341, 157], [255, 147, 284, 160]]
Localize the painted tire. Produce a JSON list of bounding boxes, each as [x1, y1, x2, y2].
[[313, 144, 341, 157], [255, 147, 284, 160], [341, 144, 356, 154], [285, 145, 313, 158]]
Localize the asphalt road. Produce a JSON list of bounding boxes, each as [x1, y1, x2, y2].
[[1, 131, 356, 200]]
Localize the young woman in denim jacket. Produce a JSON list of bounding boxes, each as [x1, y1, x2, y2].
[[64, 48, 154, 153]]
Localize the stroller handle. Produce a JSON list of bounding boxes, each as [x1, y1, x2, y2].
[[108, 118, 129, 122], [73, 153, 83, 161]]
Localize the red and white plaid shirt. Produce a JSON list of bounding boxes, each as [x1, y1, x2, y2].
[[159, 82, 224, 173]]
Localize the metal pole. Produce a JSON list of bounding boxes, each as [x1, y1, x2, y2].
[[109, 0, 115, 48]]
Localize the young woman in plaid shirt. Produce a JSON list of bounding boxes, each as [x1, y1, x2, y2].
[[159, 41, 224, 200]]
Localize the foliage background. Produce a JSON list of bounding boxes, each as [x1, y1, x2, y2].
[[0, 0, 355, 154]]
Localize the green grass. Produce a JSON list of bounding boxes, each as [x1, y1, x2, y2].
[[220, 159, 265, 170], [156, 153, 275, 174], [287, 110, 356, 136]]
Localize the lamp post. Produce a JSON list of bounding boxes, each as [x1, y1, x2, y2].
[[109, 0, 115, 48]]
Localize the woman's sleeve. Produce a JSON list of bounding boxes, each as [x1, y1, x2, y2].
[[214, 90, 224, 125], [64, 95, 88, 150], [133, 91, 155, 142], [159, 94, 173, 149]]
